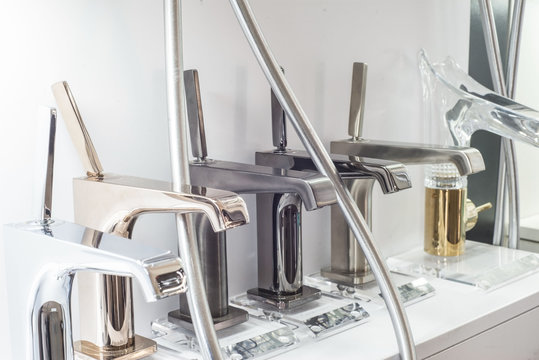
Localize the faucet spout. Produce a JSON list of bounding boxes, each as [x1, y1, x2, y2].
[[256, 150, 412, 194], [190, 160, 335, 210], [73, 174, 248, 238], [330, 139, 485, 176], [4, 220, 186, 360]]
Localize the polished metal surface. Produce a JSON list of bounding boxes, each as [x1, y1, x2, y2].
[[424, 187, 467, 256], [506, 0, 525, 99], [246, 285, 321, 311], [53, 79, 248, 359], [257, 150, 410, 286], [263, 63, 411, 286], [163, 1, 224, 358], [229, 1, 416, 358], [73, 176, 248, 237], [170, 305, 249, 332], [34, 107, 57, 222], [51, 82, 103, 177], [74, 335, 157, 360], [39, 301, 65, 360], [256, 150, 411, 194], [180, 68, 333, 313], [4, 221, 186, 360], [272, 67, 287, 151], [478, 0, 519, 249], [331, 140, 486, 176]]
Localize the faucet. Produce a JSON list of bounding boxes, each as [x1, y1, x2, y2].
[[167, 70, 335, 316], [4, 220, 187, 360], [259, 63, 485, 286], [52, 81, 249, 359], [330, 63, 487, 260]]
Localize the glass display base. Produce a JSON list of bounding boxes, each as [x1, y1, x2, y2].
[[151, 316, 299, 360], [231, 291, 370, 340], [305, 272, 435, 307], [387, 241, 539, 291]]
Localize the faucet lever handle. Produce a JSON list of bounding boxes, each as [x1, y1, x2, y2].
[[348, 62, 368, 140], [51, 81, 104, 177], [33, 107, 57, 223], [271, 67, 287, 151], [184, 69, 208, 161]]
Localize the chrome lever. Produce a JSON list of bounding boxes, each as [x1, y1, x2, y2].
[[33, 107, 57, 223], [51, 81, 104, 177], [348, 62, 368, 140], [185, 69, 208, 161]]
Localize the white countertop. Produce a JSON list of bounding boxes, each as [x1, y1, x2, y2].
[[521, 214, 539, 242], [272, 249, 539, 359]]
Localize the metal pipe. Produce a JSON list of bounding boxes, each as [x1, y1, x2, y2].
[[163, 1, 223, 359], [228, 1, 416, 359], [504, 0, 526, 249], [478, 0, 520, 249], [506, 0, 525, 99]]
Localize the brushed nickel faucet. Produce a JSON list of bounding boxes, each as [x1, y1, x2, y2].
[[167, 70, 336, 323], [51, 81, 249, 360]]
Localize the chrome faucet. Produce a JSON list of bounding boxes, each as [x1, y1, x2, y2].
[[52, 81, 249, 359], [168, 70, 335, 315], [4, 220, 187, 360]]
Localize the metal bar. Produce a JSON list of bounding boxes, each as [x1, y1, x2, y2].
[[504, 0, 526, 249], [478, 0, 520, 249], [506, 0, 525, 99], [228, 1, 416, 359], [34, 107, 57, 223], [163, 1, 223, 359]]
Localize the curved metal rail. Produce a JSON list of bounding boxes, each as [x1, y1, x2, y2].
[[228, 1, 416, 359]]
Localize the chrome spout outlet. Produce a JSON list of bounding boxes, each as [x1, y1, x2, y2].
[[170, 70, 335, 321], [4, 221, 186, 360], [52, 81, 248, 359]]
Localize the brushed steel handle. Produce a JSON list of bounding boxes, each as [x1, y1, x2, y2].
[[184, 69, 208, 161], [51, 81, 104, 177], [348, 62, 368, 140]]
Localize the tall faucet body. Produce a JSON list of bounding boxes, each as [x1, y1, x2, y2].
[[255, 150, 412, 285], [72, 174, 248, 354], [4, 220, 186, 360], [183, 159, 336, 311]]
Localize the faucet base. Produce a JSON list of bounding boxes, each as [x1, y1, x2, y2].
[[320, 266, 375, 286], [74, 335, 156, 360], [167, 305, 249, 331], [246, 286, 321, 310]]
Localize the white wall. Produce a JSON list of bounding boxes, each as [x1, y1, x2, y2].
[[0, 1, 470, 358]]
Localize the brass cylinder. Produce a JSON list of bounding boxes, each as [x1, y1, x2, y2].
[[424, 187, 466, 256]]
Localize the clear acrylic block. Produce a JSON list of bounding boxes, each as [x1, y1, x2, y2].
[[305, 272, 435, 307], [387, 241, 539, 291], [151, 316, 299, 360], [230, 292, 370, 340]]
